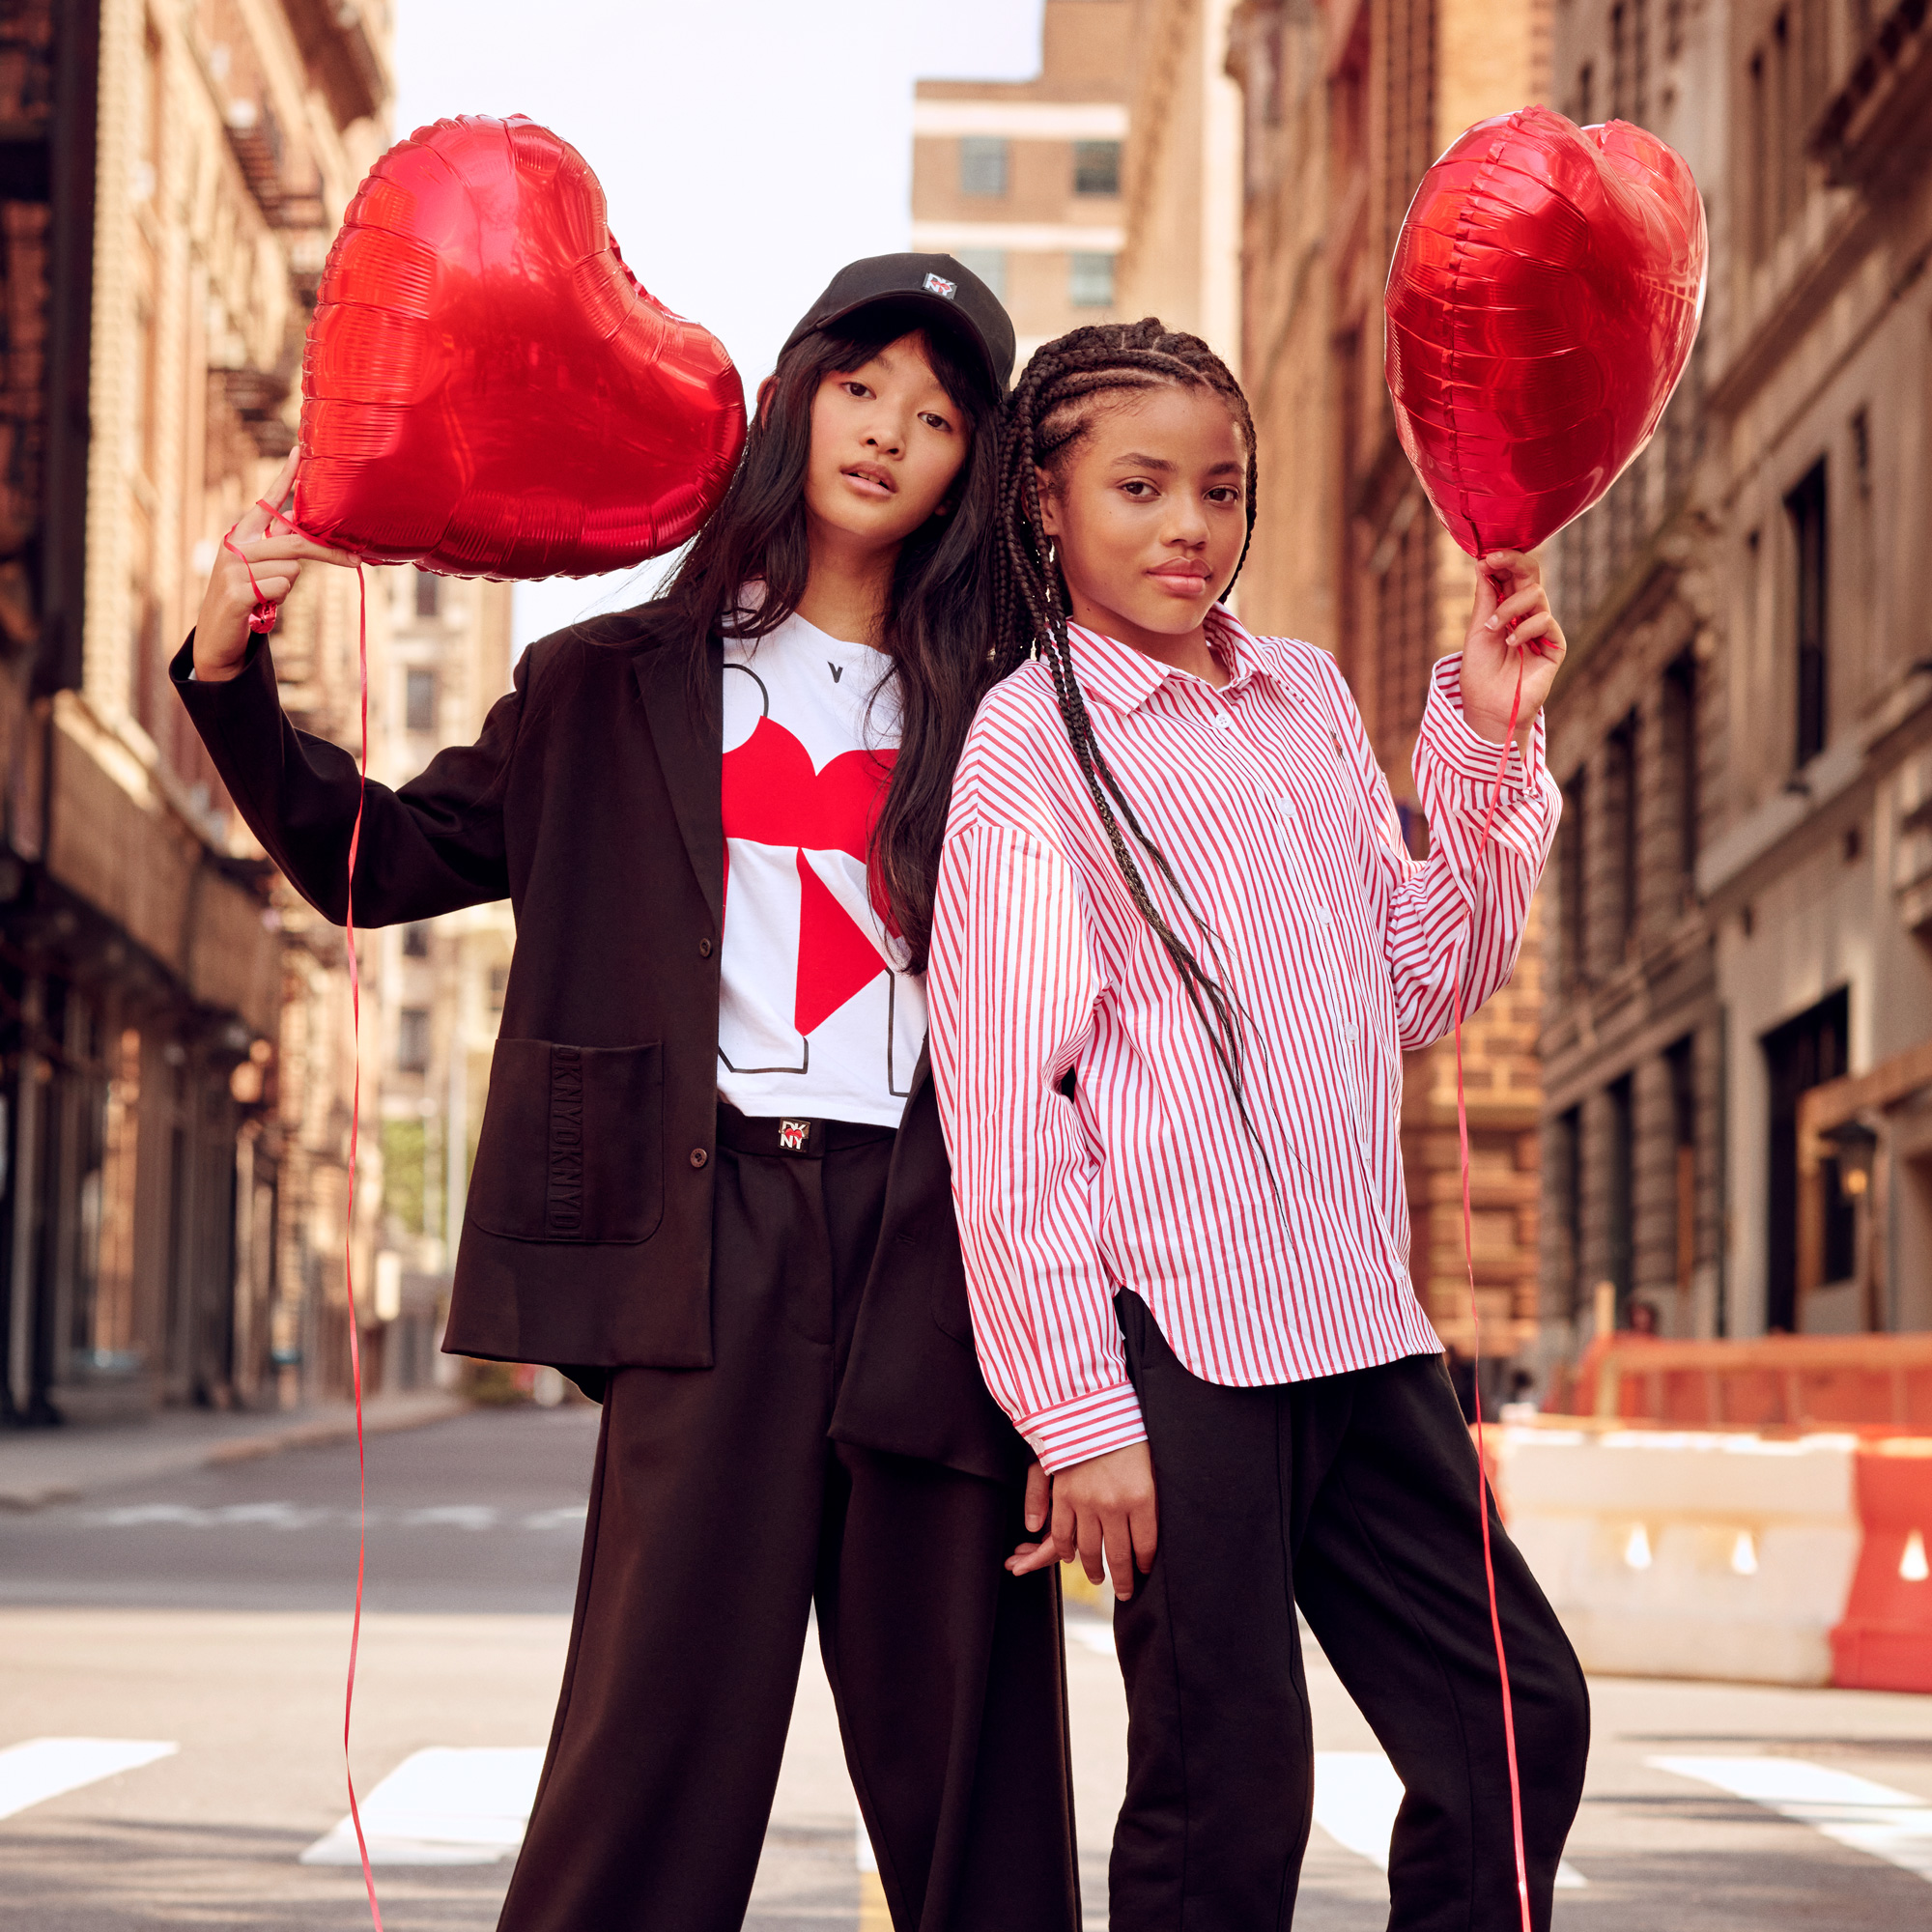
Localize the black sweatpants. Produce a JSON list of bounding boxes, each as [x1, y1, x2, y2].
[[1111, 1291, 1589, 1932], [496, 1108, 1081, 1932]]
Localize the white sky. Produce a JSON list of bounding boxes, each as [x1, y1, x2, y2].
[[389, 0, 1047, 641]]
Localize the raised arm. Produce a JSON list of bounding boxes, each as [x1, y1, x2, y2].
[[172, 628, 526, 927], [1324, 551, 1565, 1049]]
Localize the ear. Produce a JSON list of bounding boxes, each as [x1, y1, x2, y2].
[[1034, 466, 1064, 538], [754, 375, 779, 425]]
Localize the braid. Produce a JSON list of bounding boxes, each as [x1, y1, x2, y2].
[[992, 319, 1266, 1138]]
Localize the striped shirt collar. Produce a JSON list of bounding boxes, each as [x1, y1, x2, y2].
[[1063, 606, 1274, 716]]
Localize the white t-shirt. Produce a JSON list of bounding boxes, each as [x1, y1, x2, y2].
[[716, 609, 926, 1128]]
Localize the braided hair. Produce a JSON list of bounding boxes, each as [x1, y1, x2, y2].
[[993, 318, 1263, 1119]]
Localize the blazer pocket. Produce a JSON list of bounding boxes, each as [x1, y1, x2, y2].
[[910, 1232, 978, 1349], [469, 1039, 665, 1244]]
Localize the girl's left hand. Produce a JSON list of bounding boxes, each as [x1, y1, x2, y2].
[[1459, 550, 1566, 752]]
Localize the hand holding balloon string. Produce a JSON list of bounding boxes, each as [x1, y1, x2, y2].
[[200, 450, 358, 680], [1460, 549, 1566, 755]]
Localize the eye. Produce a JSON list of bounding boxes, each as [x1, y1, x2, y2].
[[1207, 485, 1244, 505], [918, 411, 953, 433], [1119, 479, 1156, 498], [842, 381, 873, 400]]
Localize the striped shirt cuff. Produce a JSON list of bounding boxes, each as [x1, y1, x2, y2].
[[1021, 1381, 1150, 1473], [1418, 655, 1546, 792]]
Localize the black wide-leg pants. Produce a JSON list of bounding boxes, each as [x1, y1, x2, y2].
[[496, 1110, 1080, 1932], [1110, 1291, 1589, 1932]]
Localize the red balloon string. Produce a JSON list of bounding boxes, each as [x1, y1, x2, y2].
[[252, 495, 384, 1932], [219, 516, 283, 635], [1453, 639, 1531, 1932]]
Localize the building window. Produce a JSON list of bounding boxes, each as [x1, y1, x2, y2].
[[397, 1007, 431, 1074], [1605, 713, 1639, 951], [958, 136, 1008, 197], [1554, 1105, 1584, 1323], [401, 923, 430, 959], [952, 247, 1008, 302], [1576, 61, 1594, 125], [414, 571, 440, 619], [1069, 251, 1116, 308], [1561, 764, 1588, 984], [1762, 988, 1851, 1330], [1787, 458, 1827, 766], [1664, 653, 1697, 891], [1667, 1035, 1698, 1303], [488, 964, 508, 1010], [1606, 1073, 1635, 1321], [1073, 139, 1122, 195], [405, 667, 437, 734], [1610, 0, 1649, 122]]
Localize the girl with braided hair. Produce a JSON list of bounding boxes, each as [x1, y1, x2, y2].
[[927, 320, 1589, 1929]]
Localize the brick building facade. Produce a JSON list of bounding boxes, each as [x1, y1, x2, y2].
[[1225, 0, 1552, 1379], [1537, 0, 1728, 1361], [0, 0, 402, 1426], [1543, 0, 1932, 1353]]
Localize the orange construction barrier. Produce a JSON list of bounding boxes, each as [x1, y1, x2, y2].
[[1831, 1438, 1932, 1692], [1556, 1332, 1932, 1431]]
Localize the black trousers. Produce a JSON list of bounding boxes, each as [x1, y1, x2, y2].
[[1111, 1291, 1589, 1932], [497, 1109, 1081, 1932]]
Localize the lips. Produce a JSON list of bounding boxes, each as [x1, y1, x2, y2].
[[842, 464, 895, 495], [1150, 564, 1210, 583]]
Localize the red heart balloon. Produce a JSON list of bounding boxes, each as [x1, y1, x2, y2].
[[1383, 105, 1706, 557], [294, 115, 746, 579]]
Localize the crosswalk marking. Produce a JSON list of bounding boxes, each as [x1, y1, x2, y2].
[[0, 1739, 178, 1822], [1312, 1752, 1587, 1889], [1650, 1756, 1932, 1883], [78, 1501, 586, 1531], [299, 1747, 545, 1866]]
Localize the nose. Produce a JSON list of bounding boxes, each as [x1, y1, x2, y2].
[[864, 422, 904, 458], [1165, 498, 1209, 549]]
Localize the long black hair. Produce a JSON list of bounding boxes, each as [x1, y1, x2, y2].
[[992, 318, 1262, 1113], [658, 299, 1002, 972]]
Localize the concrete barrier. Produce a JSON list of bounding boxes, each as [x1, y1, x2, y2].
[[1493, 1425, 1863, 1686]]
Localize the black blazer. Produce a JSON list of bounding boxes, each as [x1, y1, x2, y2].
[[170, 603, 1025, 1483]]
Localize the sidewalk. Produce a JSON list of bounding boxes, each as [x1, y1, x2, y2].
[[0, 1390, 469, 1511]]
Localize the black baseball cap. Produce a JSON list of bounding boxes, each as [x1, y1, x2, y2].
[[780, 252, 1017, 397]]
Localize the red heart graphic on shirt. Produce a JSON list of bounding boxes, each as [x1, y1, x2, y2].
[[294, 114, 746, 578], [722, 717, 899, 1037], [1384, 105, 1706, 555]]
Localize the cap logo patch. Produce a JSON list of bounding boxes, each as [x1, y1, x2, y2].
[[923, 272, 957, 299]]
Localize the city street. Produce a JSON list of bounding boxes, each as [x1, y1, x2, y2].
[[3, 1406, 1930, 1929]]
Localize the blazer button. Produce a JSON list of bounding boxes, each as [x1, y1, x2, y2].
[[698, 937, 713, 957], [689, 1148, 709, 1169]]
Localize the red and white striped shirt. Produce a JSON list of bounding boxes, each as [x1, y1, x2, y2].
[[927, 611, 1558, 1471]]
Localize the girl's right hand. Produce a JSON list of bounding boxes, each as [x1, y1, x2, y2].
[[194, 451, 359, 682]]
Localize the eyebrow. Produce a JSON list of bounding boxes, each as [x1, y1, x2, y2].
[[1110, 452, 1245, 478]]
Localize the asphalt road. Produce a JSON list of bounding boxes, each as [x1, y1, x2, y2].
[[3, 1405, 1930, 1929]]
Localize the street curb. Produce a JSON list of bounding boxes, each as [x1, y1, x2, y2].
[[202, 1397, 471, 1465], [0, 1395, 472, 1511]]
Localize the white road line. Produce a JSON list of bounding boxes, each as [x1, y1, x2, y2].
[[76, 1502, 585, 1531], [1650, 1756, 1932, 1883], [0, 1739, 179, 1821], [299, 1747, 545, 1866], [1313, 1752, 1587, 1889]]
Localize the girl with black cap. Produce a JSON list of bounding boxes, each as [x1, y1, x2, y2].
[[177, 256, 1080, 1932]]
